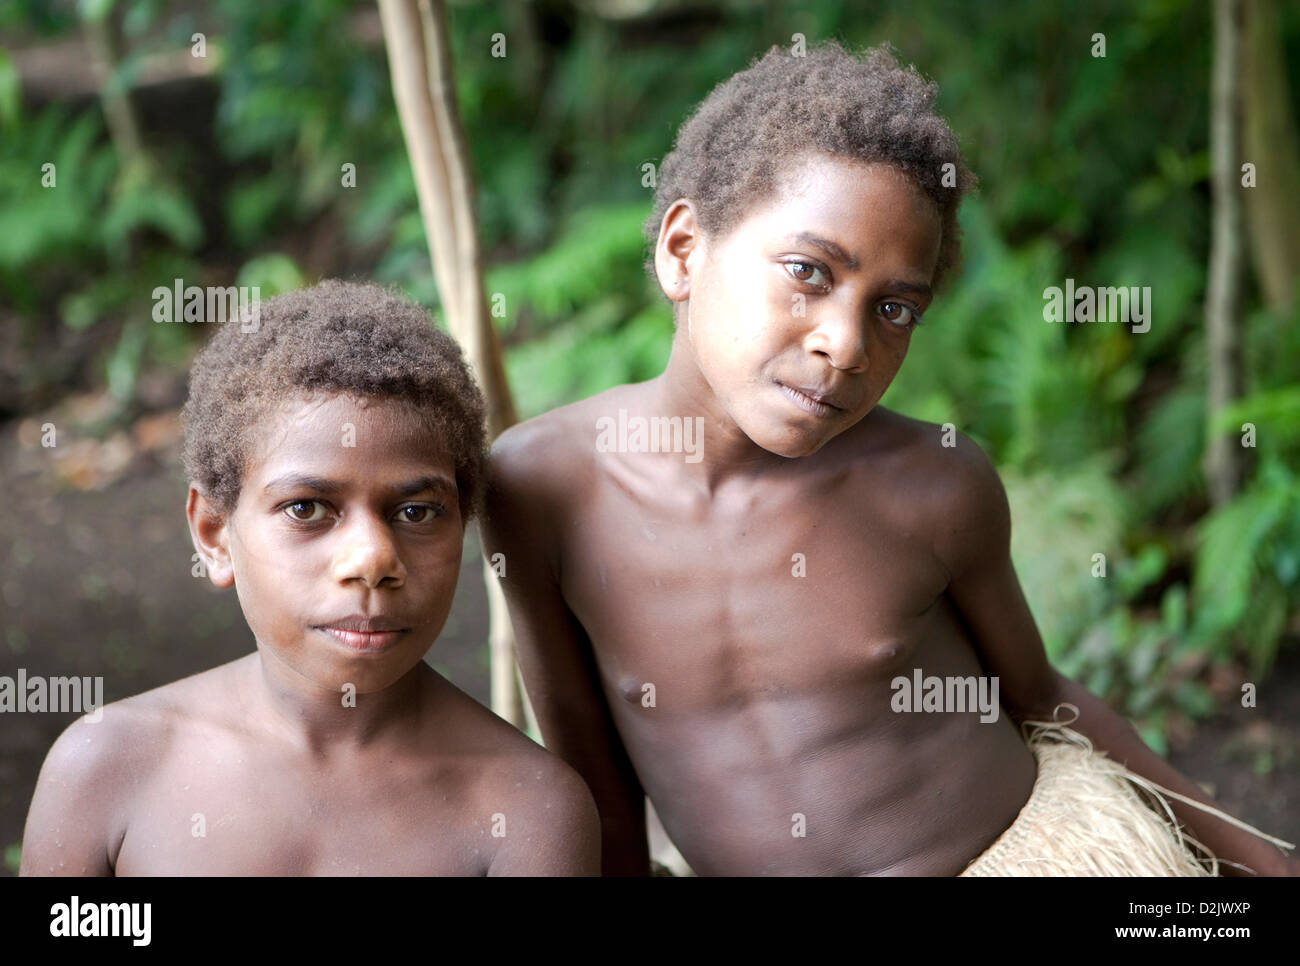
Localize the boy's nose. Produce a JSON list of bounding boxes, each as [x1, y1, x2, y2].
[[805, 315, 869, 373], [331, 514, 406, 588]]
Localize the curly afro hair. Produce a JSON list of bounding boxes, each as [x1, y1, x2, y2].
[[645, 40, 976, 294], [182, 279, 487, 522]]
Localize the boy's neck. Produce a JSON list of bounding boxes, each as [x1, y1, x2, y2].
[[246, 646, 426, 756], [650, 329, 793, 495]]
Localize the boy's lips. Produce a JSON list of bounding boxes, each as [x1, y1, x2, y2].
[[775, 380, 848, 417], [313, 614, 409, 653]]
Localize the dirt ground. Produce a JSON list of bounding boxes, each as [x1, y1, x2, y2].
[[2, 402, 1297, 875]]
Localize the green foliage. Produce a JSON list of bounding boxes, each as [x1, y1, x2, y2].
[[507, 298, 673, 418], [1135, 384, 1205, 515], [1003, 456, 1128, 663], [100, 173, 204, 253], [1193, 459, 1299, 675], [236, 252, 305, 296], [0, 108, 115, 278], [0, 48, 20, 127]]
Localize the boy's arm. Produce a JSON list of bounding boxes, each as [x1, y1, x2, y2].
[[481, 428, 652, 876], [938, 434, 1296, 877], [20, 714, 127, 876]]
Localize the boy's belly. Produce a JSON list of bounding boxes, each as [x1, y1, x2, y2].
[[618, 678, 1036, 875], [564, 525, 1037, 874]]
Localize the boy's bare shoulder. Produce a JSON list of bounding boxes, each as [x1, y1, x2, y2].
[[488, 383, 643, 496], [853, 405, 999, 480], [37, 657, 251, 791], [484, 384, 645, 566], [24, 658, 252, 872], [432, 682, 598, 873], [426, 672, 598, 856], [428, 671, 594, 802], [844, 406, 1010, 566]]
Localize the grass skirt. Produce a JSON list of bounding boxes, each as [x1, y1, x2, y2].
[[960, 707, 1290, 877]]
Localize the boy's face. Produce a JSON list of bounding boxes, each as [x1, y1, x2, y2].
[[190, 393, 464, 695], [662, 156, 942, 458]]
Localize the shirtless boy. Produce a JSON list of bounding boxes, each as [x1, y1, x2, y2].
[[482, 42, 1294, 876], [22, 281, 598, 876]]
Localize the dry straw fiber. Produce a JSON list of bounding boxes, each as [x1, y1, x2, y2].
[[960, 706, 1292, 877]]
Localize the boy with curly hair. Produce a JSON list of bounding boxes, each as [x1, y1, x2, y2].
[[22, 280, 598, 876], [483, 41, 1294, 876]]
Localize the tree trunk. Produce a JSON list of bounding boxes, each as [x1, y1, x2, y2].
[[378, 0, 525, 727], [1242, 0, 1300, 313], [1205, 0, 1246, 507]]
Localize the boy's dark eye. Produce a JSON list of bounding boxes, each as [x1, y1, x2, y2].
[[398, 505, 438, 524], [285, 500, 326, 522], [879, 301, 922, 327], [782, 260, 830, 288]]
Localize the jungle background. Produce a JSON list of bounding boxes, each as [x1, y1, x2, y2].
[[1, 0, 1298, 874]]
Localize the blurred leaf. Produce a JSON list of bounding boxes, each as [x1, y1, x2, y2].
[[1251, 749, 1275, 776], [1172, 679, 1215, 718], [225, 174, 294, 249], [1193, 477, 1292, 636], [1211, 386, 1300, 448], [106, 317, 148, 402], [488, 203, 649, 325], [1135, 384, 1205, 513], [1003, 456, 1127, 660], [1137, 714, 1169, 756], [1117, 544, 1168, 600], [58, 274, 135, 331], [236, 253, 305, 296], [78, 0, 117, 24], [0, 47, 19, 128], [102, 179, 204, 252], [1160, 584, 1187, 635]]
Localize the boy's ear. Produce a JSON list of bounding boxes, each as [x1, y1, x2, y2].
[[186, 487, 235, 588], [654, 199, 700, 304]]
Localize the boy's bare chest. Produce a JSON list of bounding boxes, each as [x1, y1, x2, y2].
[[112, 749, 491, 875], [561, 469, 953, 707]]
